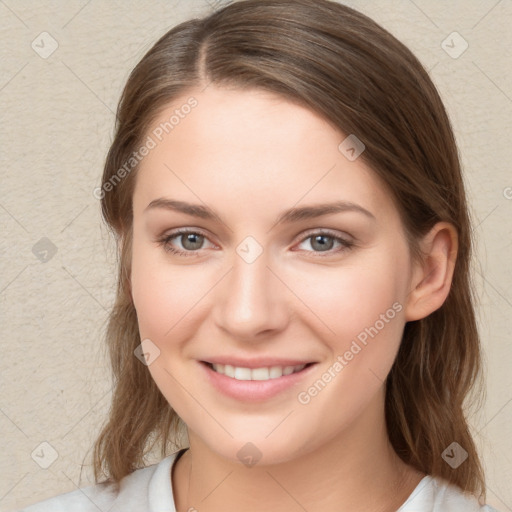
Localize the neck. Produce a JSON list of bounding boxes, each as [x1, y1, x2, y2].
[[172, 389, 425, 512]]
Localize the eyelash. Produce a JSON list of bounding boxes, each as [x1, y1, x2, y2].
[[156, 228, 354, 258]]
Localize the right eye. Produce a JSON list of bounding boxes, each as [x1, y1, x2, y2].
[[157, 229, 215, 257]]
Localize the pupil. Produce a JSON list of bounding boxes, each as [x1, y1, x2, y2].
[[312, 235, 332, 251], [183, 233, 202, 249]]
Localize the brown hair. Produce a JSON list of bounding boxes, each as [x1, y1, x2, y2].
[[92, 0, 486, 500]]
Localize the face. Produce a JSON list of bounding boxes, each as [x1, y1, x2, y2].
[[130, 85, 416, 465]]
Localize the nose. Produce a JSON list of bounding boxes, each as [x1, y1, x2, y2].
[[213, 246, 290, 341]]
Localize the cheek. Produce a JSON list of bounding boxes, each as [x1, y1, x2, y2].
[[290, 248, 409, 398], [130, 239, 202, 339], [291, 255, 406, 337], [131, 236, 177, 339], [291, 256, 407, 421]]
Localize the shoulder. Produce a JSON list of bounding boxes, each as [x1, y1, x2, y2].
[[17, 452, 179, 512], [399, 475, 501, 512]]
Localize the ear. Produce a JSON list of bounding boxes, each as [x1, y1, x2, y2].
[[404, 222, 458, 322]]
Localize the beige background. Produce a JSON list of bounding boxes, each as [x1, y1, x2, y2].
[[1, 0, 511, 510]]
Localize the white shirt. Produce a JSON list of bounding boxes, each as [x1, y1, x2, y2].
[[18, 448, 500, 512]]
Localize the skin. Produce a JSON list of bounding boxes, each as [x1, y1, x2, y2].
[[129, 85, 458, 512]]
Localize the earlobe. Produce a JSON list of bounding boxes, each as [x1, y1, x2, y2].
[[404, 222, 458, 322]]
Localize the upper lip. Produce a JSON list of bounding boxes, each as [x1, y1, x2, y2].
[[201, 357, 317, 369]]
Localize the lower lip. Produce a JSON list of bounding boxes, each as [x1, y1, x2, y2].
[[200, 361, 318, 402]]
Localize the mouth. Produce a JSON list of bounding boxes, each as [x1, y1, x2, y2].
[[201, 361, 316, 381], [199, 360, 318, 402]]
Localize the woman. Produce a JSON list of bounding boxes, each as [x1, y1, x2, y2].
[[20, 0, 500, 510]]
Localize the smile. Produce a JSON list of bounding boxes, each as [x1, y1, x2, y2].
[[208, 362, 312, 381], [200, 361, 318, 402]]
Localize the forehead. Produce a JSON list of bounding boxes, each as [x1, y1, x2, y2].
[[132, 86, 396, 224]]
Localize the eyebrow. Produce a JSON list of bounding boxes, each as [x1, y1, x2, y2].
[[144, 198, 376, 225]]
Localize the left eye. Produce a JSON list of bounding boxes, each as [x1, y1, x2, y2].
[[157, 230, 353, 257], [295, 233, 353, 255]]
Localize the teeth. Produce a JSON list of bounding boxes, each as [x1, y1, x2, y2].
[[211, 363, 307, 380]]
